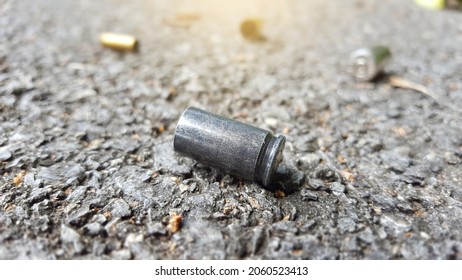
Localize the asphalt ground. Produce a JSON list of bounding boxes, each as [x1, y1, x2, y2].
[[0, 0, 462, 259]]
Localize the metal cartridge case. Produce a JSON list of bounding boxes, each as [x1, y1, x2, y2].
[[414, 0, 445, 10], [99, 32, 138, 52], [349, 46, 391, 82], [240, 18, 266, 41], [174, 107, 285, 187]]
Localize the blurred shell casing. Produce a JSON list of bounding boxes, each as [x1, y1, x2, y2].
[[99, 32, 138, 52], [240, 18, 266, 41], [349, 46, 392, 82]]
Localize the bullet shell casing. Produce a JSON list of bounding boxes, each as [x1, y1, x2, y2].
[[174, 107, 285, 187], [350, 46, 391, 82], [414, 0, 446, 10], [240, 18, 266, 41], [99, 32, 138, 52]]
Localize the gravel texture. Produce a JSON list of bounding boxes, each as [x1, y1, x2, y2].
[[1, 0, 462, 259]]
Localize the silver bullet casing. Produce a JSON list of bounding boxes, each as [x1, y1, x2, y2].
[[173, 107, 285, 188], [350, 46, 392, 81]]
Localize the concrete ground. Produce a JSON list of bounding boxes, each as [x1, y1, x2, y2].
[[1, 0, 462, 259]]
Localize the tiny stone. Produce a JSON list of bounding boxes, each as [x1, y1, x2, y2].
[[276, 164, 289, 176], [83, 222, 102, 236], [380, 214, 411, 237], [306, 178, 326, 191], [298, 153, 321, 170], [358, 228, 374, 244], [271, 221, 299, 234], [147, 222, 167, 236], [425, 154, 443, 173], [295, 134, 319, 152], [112, 166, 155, 207], [23, 173, 35, 187], [4, 79, 30, 95], [377, 228, 388, 240], [104, 137, 140, 153], [300, 220, 316, 232], [380, 151, 410, 173], [65, 164, 85, 180], [6, 156, 30, 169], [0, 148, 12, 161], [386, 109, 401, 118], [281, 202, 297, 221], [397, 202, 414, 214], [60, 225, 80, 243], [300, 189, 319, 201], [153, 141, 192, 175], [251, 226, 266, 255], [91, 214, 107, 224], [424, 177, 438, 188], [28, 187, 49, 205], [337, 217, 356, 233], [112, 249, 132, 260], [60, 224, 84, 254], [290, 169, 305, 187], [66, 203, 92, 226], [105, 199, 131, 218], [66, 186, 88, 202], [402, 165, 430, 186], [314, 165, 338, 182], [264, 117, 279, 129], [14, 206, 26, 218], [420, 231, 430, 240], [371, 194, 396, 212], [36, 164, 65, 182], [33, 215, 51, 233], [444, 152, 460, 165], [125, 233, 144, 247], [331, 182, 345, 196]]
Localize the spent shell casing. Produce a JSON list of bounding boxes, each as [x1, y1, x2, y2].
[[414, 0, 445, 10], [349, 46, 392, 82], [173, 107, 285, 188], [240, 18, 266, 41], [99, 32, 138, 52]]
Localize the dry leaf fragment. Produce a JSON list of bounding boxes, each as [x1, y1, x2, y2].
[[13, 171, 26, 186], [387, 75, 462, 116], [167, 212, 182, 233]]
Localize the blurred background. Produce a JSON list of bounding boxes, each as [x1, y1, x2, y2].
[[1, 0, 461, 259]]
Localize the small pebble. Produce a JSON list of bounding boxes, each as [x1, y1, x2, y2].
[[112, 249, 132, 260], [314, 165, 338, 182], [0, 148, 12, 161], [298, 153, 321, 170], [83, 222, 102, 236], [147, 222, 167, 236], [331, 182, 345, 196], [444, 152, 460, 165], [105, 199, 131, 218], [300, 189, 319, 201]]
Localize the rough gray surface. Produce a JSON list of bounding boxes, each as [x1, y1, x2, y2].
[[1, 0, 462, 259]]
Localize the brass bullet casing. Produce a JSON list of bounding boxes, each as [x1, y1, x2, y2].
[[414, 0, 445, 9], [99, 32, 138, 52], [414, 0, 462, 10], [240, 18, 266, 41]]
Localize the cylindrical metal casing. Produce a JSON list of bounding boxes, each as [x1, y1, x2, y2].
[[99, 32, 138, 52], [240, 18, 265, 41], [174, 107, 285, 187], [349, 46, 391, 82]]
